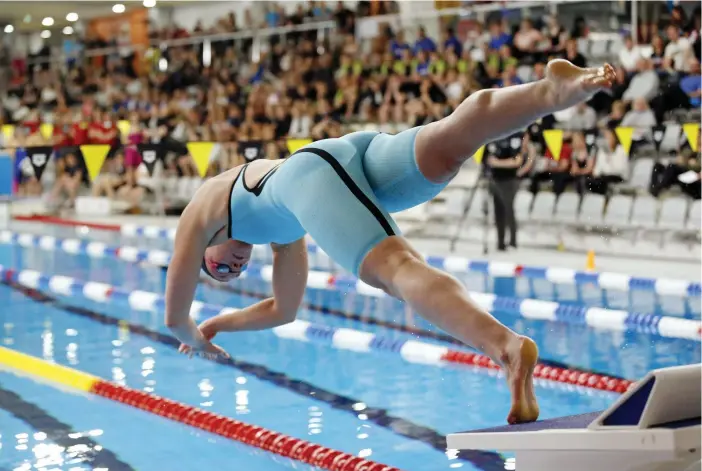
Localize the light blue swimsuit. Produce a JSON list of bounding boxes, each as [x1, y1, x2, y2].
[[227, 126, 448, 276]]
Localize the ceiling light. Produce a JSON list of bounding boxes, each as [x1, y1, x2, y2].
[[63, 26, 73, 35], [41, 17, 54, 27], [112, 4, 126, 13], [143, 0, 156, 7], [4, 25, 13, 33], [40, 30, 51, 39], [66, 12, 79, 22]]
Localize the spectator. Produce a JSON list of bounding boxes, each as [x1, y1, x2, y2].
[[651, 57, 700, 122], [604, 100, 626, 129], [565, 102, 597, 131], [544, 14, 567, 55], [621, 97, 657, 151], [618, 35, 643, 73], [414, 27, 437, 54], [663, 23, 691, 72], [49, 151, 84, 209], [650, 135, 701, 199], [390, 30, 411, 59], [512, 18, 544, 61], [563, 39, 587, 68], [568, 132, 596, 194], [487, 21, 511, 52], [442, 27, 462, 58], [591, 127, 628, 194], [648, 35, 666, 70], [529, 139, 572, 195], [621, 58, 660, 104]]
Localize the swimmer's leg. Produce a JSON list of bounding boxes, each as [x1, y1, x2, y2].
[[416, 59, 616, 182], [359, 236, 539, 424]]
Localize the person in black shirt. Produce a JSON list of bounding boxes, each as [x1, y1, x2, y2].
[[487, 132, 525, 251]]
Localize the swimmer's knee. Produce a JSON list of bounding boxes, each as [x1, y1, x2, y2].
[[359, 237, 423, 296]]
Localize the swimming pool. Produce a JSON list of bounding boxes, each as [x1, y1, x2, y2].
[[0, 220, 699, 471]]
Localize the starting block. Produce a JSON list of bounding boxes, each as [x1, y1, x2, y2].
[[448, 364, 701, 471]]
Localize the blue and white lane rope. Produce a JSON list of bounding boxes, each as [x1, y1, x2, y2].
[[1, 230, 700, 341], [0, 265, 633, 395], [118, 224, 701, 297]]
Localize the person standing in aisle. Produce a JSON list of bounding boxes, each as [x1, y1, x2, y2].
[[486, 132, 526, 251]]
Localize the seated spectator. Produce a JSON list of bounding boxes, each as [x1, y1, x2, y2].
[[529, 139, 572, 195], [569, 131, 596, 194], [512, 18, 544, 62], [663, 23, 692, 72], [603, 100, 626, 129], [487, 20, 512, 52], [651, 135, 701, 199], [543, 14, 568, 55], [49, 151, 84, 209], [621, 58, 660, 104], [648, 35, 666, 70], [565, 102, 597, 131], [621, 97, 657, 148], [563, 38, 587, 68], [441, 27, 462, 58], [591, 127, 629, 194], [414, 27, 437, 54], [619, 35, 643, 73], [651, 57, 700, 121]]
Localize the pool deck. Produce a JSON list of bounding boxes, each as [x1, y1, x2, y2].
[[11, 213, 702, 282]]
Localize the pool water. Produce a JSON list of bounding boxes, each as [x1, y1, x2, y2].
[[0, 223, 699, 471]]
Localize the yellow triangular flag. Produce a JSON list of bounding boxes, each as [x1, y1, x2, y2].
[[472, 145, 485, 164], [614, 126, 634, 156], [187, 142, 215, 178], [2, 125, 15, 143], [40, 123, 53, 141], [117, 120, 131, 137], [543, 129, 563, 161], [682, 123, 700, 152], [286, 138, 312, 154], [79, 144, 111, 181]]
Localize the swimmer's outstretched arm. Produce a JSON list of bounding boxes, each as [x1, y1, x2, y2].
[[198, 239, 309, 337], [165, 179, 230, 357]]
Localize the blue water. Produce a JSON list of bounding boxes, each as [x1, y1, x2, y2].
[[0, 224, 699, 471]]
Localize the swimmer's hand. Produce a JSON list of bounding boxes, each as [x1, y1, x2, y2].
[[177, 340, 230, 360]]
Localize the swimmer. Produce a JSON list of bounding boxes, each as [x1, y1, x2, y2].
[[166, 59, 616, 424]]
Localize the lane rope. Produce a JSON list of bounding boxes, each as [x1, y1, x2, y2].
[[1, 230, 699, 341], [0, 265, 636, 394], [0, 346, 400, 471]]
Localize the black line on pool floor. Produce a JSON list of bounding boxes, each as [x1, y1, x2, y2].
[[210, 281, 630, 382], [0, 378, 135, 471], [6, 281, 506, 471]]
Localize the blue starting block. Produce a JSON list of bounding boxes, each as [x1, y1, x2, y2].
[[447, 364, 701, 471]]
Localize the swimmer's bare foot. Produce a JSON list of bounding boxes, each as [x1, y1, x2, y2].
[[545, 59, 616, 110], [501, 335, 540, 424]]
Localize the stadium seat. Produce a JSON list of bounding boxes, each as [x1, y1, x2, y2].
[[579, 194, 605, 226], [530, 191, 556, 223], [628, 158, 655, 189], [660, 124, 682, 153], [514, 190, 533, 222], [657, 197, 689, 231], [630, 195, 659, 230], [553, 192, 581, 225], [603, 194, 633, 229], [686, 200, 701, 231]]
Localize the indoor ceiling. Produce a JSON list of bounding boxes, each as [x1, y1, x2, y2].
[[0, 1, 194, 32]]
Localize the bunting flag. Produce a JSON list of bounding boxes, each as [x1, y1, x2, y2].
[[117, 120, 131, 137], [79, 144, 111, 182], [186, 142, 216, 178], [651, 124, 666, 152], [472, 145, 485, 164], [239, 140, 264, 162], [614, 126, 634, 156], [584, 128, 598, 153], [542, 129, 563, 161], [39, 124, 54, 141], [25, 146, 53, 182], [137, 143, 164, 177], [682, 123, 700, 152], [286, 138, 312, 154], [2, 125, 14, 144]]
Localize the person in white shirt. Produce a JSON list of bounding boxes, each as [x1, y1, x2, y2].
[[621, 97, 657, 150], [618, 35, 643, 73], [591, 127, 629, 194], [663, 24, 691, 72], [565, 102, 597, 131], [622, 58, 660, 103]]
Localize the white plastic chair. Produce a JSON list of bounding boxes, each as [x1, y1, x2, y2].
[[530, 191, 556, 223], [657, 197, 689, 231], [579, 194, 606, 226], [553, 192, 581, 225], [603, 194, 633, 229]]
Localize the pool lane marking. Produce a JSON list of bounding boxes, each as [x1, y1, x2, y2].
[[0, 266, 636, 395], [1, 230, 698, 340], [4, 281, 506, 471], [0, 377, 136, 471], [0, 347, 403, 471]]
